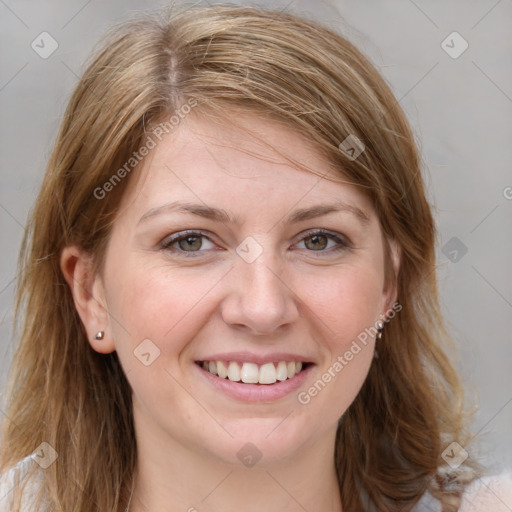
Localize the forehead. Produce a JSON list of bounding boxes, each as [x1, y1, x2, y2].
[[119, 110, 375, 221]]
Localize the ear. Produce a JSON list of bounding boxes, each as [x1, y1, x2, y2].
[[60, 246, 115, 354], [381, 237, 401, 314]]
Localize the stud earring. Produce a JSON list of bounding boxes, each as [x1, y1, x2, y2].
[[94, 331, 104, 340]]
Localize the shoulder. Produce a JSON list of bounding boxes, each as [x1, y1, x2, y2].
[[412, 472, 512, 512], [0, 455, 45, 512], [458, 472, 512, 512]]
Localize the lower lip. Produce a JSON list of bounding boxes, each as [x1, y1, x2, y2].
[[195, 363, 314, 402]]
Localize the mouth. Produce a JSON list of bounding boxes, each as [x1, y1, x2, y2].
[[195, 360, 310, 385]]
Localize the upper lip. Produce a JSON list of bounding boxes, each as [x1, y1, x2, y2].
[[195, 351, 314, 365]]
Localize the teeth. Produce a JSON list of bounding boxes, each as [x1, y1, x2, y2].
[[201, 360, 305, 384], [287, 362, 296, 379], [227, 361, 240, 382], [259, 363, 277, 384], [241, 362, 259, 383], [276, 361, 288, 381], [217, 360, 228, 379]]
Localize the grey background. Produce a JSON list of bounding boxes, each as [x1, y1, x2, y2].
[[1, 0, 511, 472]]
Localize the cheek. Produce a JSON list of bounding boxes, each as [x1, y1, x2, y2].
[[301, 263, 384, 343], [103, 260, 225, 422], [294, 264, 382, 414], [104, 258, 226, 359]]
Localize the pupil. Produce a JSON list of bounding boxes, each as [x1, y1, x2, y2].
[[306, 234, 327, 250], [179, 236, 201, 251]]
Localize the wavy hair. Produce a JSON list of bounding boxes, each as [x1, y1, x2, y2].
[[0, 3, 478, 511]]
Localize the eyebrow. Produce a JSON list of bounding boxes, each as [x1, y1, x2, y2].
[[285, 203, 370, 225], [137, 200, 370, 226], [138, 201, 240, 225]]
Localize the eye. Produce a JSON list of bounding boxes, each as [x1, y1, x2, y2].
[[294, 230, 350, 254], [160, 231, 216, 255]]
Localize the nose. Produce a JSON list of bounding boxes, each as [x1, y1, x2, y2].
[[220, 253, 300, 336]]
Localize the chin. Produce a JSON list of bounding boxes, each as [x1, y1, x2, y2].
[[199, 417, 318, 468]]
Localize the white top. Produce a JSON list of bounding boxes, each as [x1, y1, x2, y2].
[[1, 455, 511, 511]]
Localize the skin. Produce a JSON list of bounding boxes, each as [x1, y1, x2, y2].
[[61, 111, 400, 512]]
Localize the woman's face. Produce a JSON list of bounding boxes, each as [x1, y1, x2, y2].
[[81, 112, 398, 467]]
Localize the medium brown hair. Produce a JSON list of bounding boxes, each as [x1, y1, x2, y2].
[[1, 3, 478, 511]]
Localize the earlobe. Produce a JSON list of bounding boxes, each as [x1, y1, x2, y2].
[[60, 246, 115, 354]]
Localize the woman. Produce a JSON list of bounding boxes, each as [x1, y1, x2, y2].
[[0, 3, 510, 511]]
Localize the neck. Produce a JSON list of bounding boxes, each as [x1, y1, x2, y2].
[[129, 411, 343, 512]]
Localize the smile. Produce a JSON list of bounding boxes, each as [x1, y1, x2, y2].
[[197, 360, 307, 385]]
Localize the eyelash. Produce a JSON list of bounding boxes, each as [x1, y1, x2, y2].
[[159, 229, 351, 258]]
